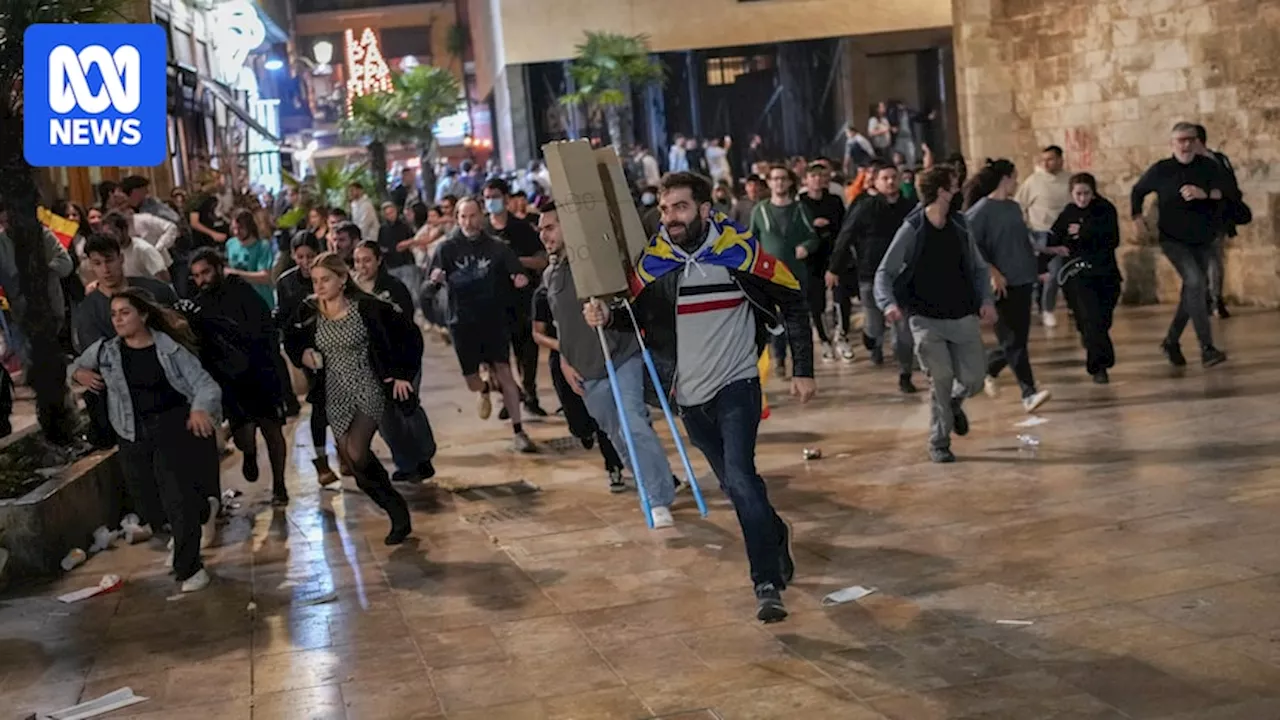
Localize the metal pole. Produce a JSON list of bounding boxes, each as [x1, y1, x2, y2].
[[592, 306, 654, 527]]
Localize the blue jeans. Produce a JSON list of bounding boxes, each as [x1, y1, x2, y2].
[[379, 371, 437, 473], [581, 354, 676, 509], [680, 377, 786, 589]]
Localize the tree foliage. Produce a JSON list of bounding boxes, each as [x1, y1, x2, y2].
[[559, 32, 664, 146], [338, 65, 461, 200]]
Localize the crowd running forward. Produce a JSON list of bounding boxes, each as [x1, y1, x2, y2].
[[5, 116, 1244, 619]]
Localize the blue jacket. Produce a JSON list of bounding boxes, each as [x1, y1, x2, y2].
[[67, 331, 222, 441]]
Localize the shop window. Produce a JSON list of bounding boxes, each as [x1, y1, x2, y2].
[[706, 55, 772, 87]]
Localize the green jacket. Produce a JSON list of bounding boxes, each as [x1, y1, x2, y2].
[[748, 200, 819, 276]]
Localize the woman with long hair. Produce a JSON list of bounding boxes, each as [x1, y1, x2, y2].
[[225, 209, 277, 309], [352, 240, 438, 482], [283, 253, 419, 544], [276, 232, 340, 487], [964, 159, 1058, 413], [308, 205, 331, 247], [68, 287, 220, 592], [1048, 173, 1123, 383]]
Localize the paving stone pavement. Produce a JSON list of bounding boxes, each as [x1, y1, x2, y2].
[[3, 307, 1280, 719]]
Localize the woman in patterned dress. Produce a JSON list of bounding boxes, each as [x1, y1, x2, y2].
[[283, 252, 422, 544]]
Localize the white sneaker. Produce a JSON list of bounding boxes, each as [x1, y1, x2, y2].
[[650, 506, 674, 529], [200, 497, 218, 549], [1042, 311, 1058, 327], [1023, 389, 1052, 413], [164, 537, 173, 569], [836, 338, 855, 361], [180, 568, 211, 593], [984, 376, 1000, 398], [820, 344, 836, 362]]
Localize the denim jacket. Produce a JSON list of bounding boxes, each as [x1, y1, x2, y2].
[[67, 331, 222, 441]]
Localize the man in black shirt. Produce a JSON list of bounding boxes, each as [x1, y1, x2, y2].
[[875, 166, 996, 463], [831, 161, 917, 392], [798, 162, 845, 362], [483, 178, 549, 417], [190, 249, 290, 506], [1131, 121, 1229, 368], [377, 201, 419, 302], [428, 197, 536, 453]]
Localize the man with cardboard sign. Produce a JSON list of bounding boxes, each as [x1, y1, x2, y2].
[[581, 168, 816, 624]]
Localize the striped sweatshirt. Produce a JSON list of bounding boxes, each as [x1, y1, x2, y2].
[[675, 261, 759, 407]]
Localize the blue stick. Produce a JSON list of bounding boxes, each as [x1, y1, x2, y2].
[[621, 301, 709, 518], [594, 318, 654, 528]]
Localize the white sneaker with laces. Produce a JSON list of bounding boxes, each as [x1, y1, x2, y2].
[[984, 376, 1000, 398], [1042, 311, 1058, 327], [181, 568, 211, 593], [650, 506, 674, 529], [1023, 389, 1052, 413], [821, 344, 836, 362]]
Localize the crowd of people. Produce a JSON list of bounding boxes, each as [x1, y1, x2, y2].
[[0, 115, 1246, 622]]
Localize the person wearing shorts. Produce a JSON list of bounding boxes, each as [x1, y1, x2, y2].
[[427, 197, 536, 452]]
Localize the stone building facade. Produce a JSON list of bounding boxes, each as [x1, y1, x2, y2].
[[953, 0, 1280, 306]]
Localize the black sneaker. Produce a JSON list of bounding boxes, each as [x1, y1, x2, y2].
[[384, 524, 412, 546], [498, 406, 510, 421], [391, 470, 420, 484], [930, 447, 957, 463], [523, 400, 549, 417], [417, 460, 436, 481], [870, 347, 884, 366], [1202, 346, 1228, 368], [898, 373, 917, 394], [672, 475, 684, 494], [778, 517, 795, 588], [608, 468, 626, 493], [581, 434, 595, 450], [1091, 370, 1110, 384], [242, 452, 259, 483], [754, 583, 788, 623], [1217, 299, 1231, 319], [271, 492, 289, 508], [951, 399, 969, 436], [1161, 341, 1188, 367]]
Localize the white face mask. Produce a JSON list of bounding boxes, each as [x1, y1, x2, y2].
[[484, 197, 506, 215], [641, 193, 656, 206]]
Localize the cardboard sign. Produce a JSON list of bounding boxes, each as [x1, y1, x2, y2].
[[541, 140, 648, 300]]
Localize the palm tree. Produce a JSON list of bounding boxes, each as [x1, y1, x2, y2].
[[0, 0, 126, 444], [338, 65, 461, 202], [560, 32, 664, 148]]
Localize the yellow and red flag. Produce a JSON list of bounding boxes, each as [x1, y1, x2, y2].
[[37, 207, 77, 250]]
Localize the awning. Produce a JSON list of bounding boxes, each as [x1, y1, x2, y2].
[[200, 80, 282, 146]]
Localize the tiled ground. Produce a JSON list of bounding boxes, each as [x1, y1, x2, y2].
[[4, 306, 1280, 719]]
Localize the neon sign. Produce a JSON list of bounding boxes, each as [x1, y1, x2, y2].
[[344, 27, 392, 113]]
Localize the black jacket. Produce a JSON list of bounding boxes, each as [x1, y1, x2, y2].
[[604, 266, 812, 407], [832, 193, 914, 281], [368, 270, 415, 319], [274, 265, 312, 333], [1046, 197, 1121, 279], [283, 291, 424, 412]]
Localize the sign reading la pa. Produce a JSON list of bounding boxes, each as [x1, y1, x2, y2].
[[24, 24, 167, 167]]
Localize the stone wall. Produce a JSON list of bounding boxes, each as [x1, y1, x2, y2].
[[953, 0, 1280, 306]]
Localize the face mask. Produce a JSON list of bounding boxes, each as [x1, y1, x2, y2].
[[484, 197, 506, 215], [641, 193, 656, 206]]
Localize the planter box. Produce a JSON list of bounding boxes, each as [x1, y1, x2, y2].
[[0, 428, 124, 579]]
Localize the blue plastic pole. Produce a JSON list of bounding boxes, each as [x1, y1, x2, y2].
[[593, 313, 654, 528], [622, 300, 708, 518]]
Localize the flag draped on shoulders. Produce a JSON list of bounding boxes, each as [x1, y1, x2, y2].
[[628, 211, 799, 296]]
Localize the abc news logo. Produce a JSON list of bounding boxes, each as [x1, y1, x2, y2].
[[24, 24, 166, 167], [48, 45, 144, 146]]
